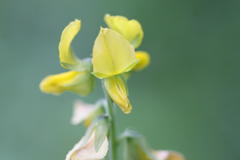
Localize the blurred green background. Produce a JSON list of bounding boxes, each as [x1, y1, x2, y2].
[[0, 0, 239, 160]]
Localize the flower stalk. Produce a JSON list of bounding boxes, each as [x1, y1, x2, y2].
[[39, 14, 185, 160], [102, 81, 117, 160]]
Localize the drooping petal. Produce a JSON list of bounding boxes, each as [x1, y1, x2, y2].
[[59, 19, 81, 69], [39, 70, 94, 96], [153, 150, 185, 160], [104, 76, 132, 114], [71, 100, 105, 126], [92, 28, 138, 78], [65, 131, 108, 160], [104, 14, 144, 48], [133, 51, 150, 71]]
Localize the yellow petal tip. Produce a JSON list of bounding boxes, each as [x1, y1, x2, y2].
[[133, 51, 150, 71]]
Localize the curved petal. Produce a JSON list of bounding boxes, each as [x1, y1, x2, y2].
[[104, 14, 144, 48], [66, 131, 108, 160], [92, 28, 138, 78], [133, 51, 150, 71], [104, 76, 132, 114], [39, 71, 94, 96], [59, 19, 81, 69]]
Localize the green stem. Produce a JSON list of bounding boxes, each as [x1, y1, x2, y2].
[[102, 81, 117, 160]]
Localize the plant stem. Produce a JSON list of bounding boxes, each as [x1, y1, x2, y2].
[[102, 81, 117, 160]]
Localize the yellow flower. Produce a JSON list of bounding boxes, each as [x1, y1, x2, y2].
[[92, 28, 138, 79], [40, 70, 94, 96], [133, 51, 150, 71], [104, 76, 132, 114], [58, 19, 81, 69], [104, 14, 143, 48]]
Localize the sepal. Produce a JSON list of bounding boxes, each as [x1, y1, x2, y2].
[[121, 129, 154, 160], [84, 115, 109, 151]]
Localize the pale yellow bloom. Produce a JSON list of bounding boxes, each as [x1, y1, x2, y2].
[[71, 100, 104, 126], [133, 51, 150, 71], [92, 28, 138, 78], [59, 19, 81, 69], [153, 150, 185, 160], [65, 131, 108, 160], [104, 14, 143, 48], [104, 76, 132, 114], [39, 70, 94, 96]]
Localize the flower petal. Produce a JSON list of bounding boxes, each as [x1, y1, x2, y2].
[[39, 70, 94, 96], [104, 76, 132, 114], [71, 100, 96, 125], [153, 150, 185, 160], [65, 131, 108, 160], [59, 19, 81, 69], [71, 100, 105, 126], [133, 51, 150, 71], [104, 14, 144, 48], [92, 28, 138, 78]]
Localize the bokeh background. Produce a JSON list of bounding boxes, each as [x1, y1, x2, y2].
[[0, 0, 239, 159]]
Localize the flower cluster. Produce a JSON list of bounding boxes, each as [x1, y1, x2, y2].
[[39, 14, 185, 160], [40, 14, 150, 113]]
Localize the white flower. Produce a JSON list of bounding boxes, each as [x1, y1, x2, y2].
[[66, 131, 108, 160], [71, 100, 104, 126]]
